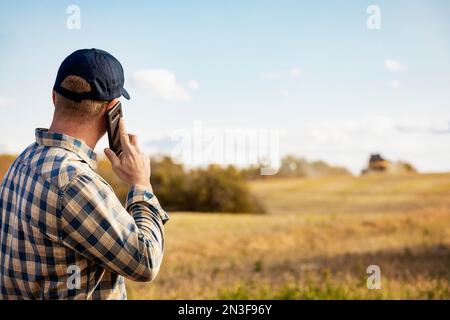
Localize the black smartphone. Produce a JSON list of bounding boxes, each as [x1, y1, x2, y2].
[[105, 101, 123, 156]]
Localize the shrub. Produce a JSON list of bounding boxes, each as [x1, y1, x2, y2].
[[150, 156, 189, 211], [186, 165, 264, 213], [97, 156, 265, 214]]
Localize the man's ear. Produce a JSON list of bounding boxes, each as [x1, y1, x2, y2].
[[105, 98, 119, 112], [52, 90, 56, 106]]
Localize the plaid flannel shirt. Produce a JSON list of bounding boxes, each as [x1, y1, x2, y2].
[[0, 128, 169, 300]]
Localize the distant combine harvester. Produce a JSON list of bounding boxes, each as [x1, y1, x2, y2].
[[362, 153, 416, 175]]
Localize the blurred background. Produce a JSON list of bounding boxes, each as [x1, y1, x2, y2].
[[1, 0, 449, 299]]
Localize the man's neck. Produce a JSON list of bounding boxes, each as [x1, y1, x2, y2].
[[48, 120, 100, 150]]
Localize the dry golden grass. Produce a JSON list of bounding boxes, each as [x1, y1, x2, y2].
[[127, 173, 450, 299]]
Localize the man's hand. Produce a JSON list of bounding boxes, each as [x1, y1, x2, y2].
[[104, 118, 151, 188]]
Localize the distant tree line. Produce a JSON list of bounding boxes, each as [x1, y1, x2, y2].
[[99, 154, 350, 213], [97, 156, 265, 213], [1, 153, 350, 214], [241, 154, 351, 180]]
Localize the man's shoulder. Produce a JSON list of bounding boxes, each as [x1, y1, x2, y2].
[[18, 143, 98, 191]]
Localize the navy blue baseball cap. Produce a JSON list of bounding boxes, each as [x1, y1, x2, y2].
[[53, 48, 130, 102]]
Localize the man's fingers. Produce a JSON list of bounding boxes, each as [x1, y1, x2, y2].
[[119, 118, 131, 150], [128, 134, 138, 146], [104, 148, 121, 168]]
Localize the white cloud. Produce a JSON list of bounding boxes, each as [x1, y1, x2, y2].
[[259, 70, 283, 80], [259, 67, 302, 80], [284, 117, 450, 174], [384, 59, 404, 71], [289, 68, 302, 78], [131, 69, 192, 103], [300, 117, 450, 142], [389, 79, 401, 89], [396, 119, 450, 134], [0, 96, 15, 108], [187, 80, 200, 91]]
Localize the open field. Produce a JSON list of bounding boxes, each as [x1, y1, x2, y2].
[[127, 173, 450, 299]]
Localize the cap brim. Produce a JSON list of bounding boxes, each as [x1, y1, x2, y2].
[[121, 88, 130, 100]]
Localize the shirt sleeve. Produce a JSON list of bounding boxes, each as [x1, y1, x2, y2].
[[59, 174, 169, 282]]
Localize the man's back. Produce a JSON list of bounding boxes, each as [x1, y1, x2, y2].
[[0, 129, 168, 299]]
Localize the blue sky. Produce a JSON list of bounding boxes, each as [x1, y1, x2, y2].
[[1, 0, 450, 173]]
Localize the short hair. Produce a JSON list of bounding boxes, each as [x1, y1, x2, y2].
[[54, 75, 109, 118]]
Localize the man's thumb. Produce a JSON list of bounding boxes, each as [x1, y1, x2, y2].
[[104, 148, 120, 167]]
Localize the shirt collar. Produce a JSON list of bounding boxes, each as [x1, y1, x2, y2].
[[35, 128, 97, 169]]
